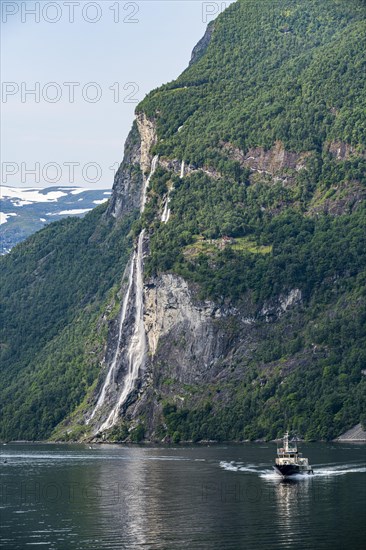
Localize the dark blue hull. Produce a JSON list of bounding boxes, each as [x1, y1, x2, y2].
[[274, 464, 313, 478]]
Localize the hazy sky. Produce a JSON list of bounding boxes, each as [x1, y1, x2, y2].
[[1, 0, 235, 189]]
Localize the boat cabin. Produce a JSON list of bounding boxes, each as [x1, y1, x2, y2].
[[275, 432, 309, 467]]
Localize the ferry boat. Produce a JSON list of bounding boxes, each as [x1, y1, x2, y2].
[[274, 432, 313, 478]]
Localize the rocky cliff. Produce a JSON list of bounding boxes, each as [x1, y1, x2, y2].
[[107, 121, 143, 219], [83, 105, 316, 439], [189, 21, 215, 66]]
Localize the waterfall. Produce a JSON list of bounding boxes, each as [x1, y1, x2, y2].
[[142, 154, 159, 212], [99, 229, 147, 432], [86, 254, 136, 425], [161, 198, 171, 224], [161, 160, 184, 224], [88, 155, 157, 432]]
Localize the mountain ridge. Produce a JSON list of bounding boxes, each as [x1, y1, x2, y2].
[[0, 185, 111, 254]]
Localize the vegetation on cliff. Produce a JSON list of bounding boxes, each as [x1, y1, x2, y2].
[[138, 0, 366, 440], [0, 206, 135, 440]]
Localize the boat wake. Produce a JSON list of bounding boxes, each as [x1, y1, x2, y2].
[[220, 461, 366, 480], [312, 464, 366, 477], [219, 461, 263, 474]]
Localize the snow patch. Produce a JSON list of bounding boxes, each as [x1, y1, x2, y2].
[[47, 209, 92, 216], [0, 212, 17, 225], [0, 186, 67, 204], [93, 199, 108, 205], [70, 188, 89, 195], [13, 200, 33, 207]]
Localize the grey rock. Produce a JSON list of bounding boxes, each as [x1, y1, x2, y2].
[[107, 121, 144, 219], [189, 21, 215, 66]]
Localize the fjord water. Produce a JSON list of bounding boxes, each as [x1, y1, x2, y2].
[[1, 443, 365, 549]]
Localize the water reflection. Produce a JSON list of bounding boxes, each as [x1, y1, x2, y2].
[[1, 444, 365, 550], [96, 448, 149, 548], [272, 477, 320, 549], [96, 448, 218, 548]]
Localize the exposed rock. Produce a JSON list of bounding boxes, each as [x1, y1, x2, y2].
[[189, 21, 215, 66], [279, 289, 303, 312], [89, 263, 307, 438], [158, 158, 182, 175], [144, 274, 237, 362], [136, 112, 158, 175], [336, 424, 366, 441], [123, 273, 260, 434], [222, 140, 311, 181], [107, 121, 143, 219], [309, 181, 366, 216], [327, 141, 365, 161], [116, 276, 312, 440], [260, 289, 302, 323], [107, 115, 158, 219]]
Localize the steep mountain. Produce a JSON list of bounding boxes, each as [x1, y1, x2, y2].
[[1, 0, 365, 443], [0, 186, 110, 254]]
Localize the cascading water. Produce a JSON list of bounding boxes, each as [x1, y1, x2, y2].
[[88, 155, 158, 432], [99, 229, 147, 432], [161, 198, 171, 223], [87, 255, 136, 425], [161, 160, 184, 224], [142, 155, 159, 211]]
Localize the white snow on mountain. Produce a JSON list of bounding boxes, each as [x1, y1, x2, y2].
[[93, 199, 109, 205], [0, 212, 17, 225], [48, 209, 93, 216], [1, 185, 111, 254], [1, 186, 67, 203], [70, 188, 90, 195]]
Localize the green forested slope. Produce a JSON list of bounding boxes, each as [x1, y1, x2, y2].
[[0, 206, 134, 440], [141, 0, 365, 158], [138, 0, 366, 304], [136, 0, 366, 440]]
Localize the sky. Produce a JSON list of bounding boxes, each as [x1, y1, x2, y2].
[[1, 0, 235, 189]]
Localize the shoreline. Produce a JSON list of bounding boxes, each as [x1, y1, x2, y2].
[[2, 438, 366, 446], [3, 424, 365, 446]]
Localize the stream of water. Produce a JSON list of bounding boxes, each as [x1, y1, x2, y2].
[[88, 156, 159, 432]]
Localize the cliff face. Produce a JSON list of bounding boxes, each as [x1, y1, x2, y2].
[[107, 114, 158, 220], [129, 273, 246, 437], [126, 275, 306, 440], [189, 21, 215, 66], [107, 121, 143, 219], [144, 274, 234, 363], [85, 104, 365, 442], [86, 113, 310, 437], [222, 141, 311, 182]]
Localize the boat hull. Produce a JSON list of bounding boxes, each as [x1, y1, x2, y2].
[[274, 464, 313, 478]]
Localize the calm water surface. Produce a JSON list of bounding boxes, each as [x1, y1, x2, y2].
[[1, 442, 365, 549]]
